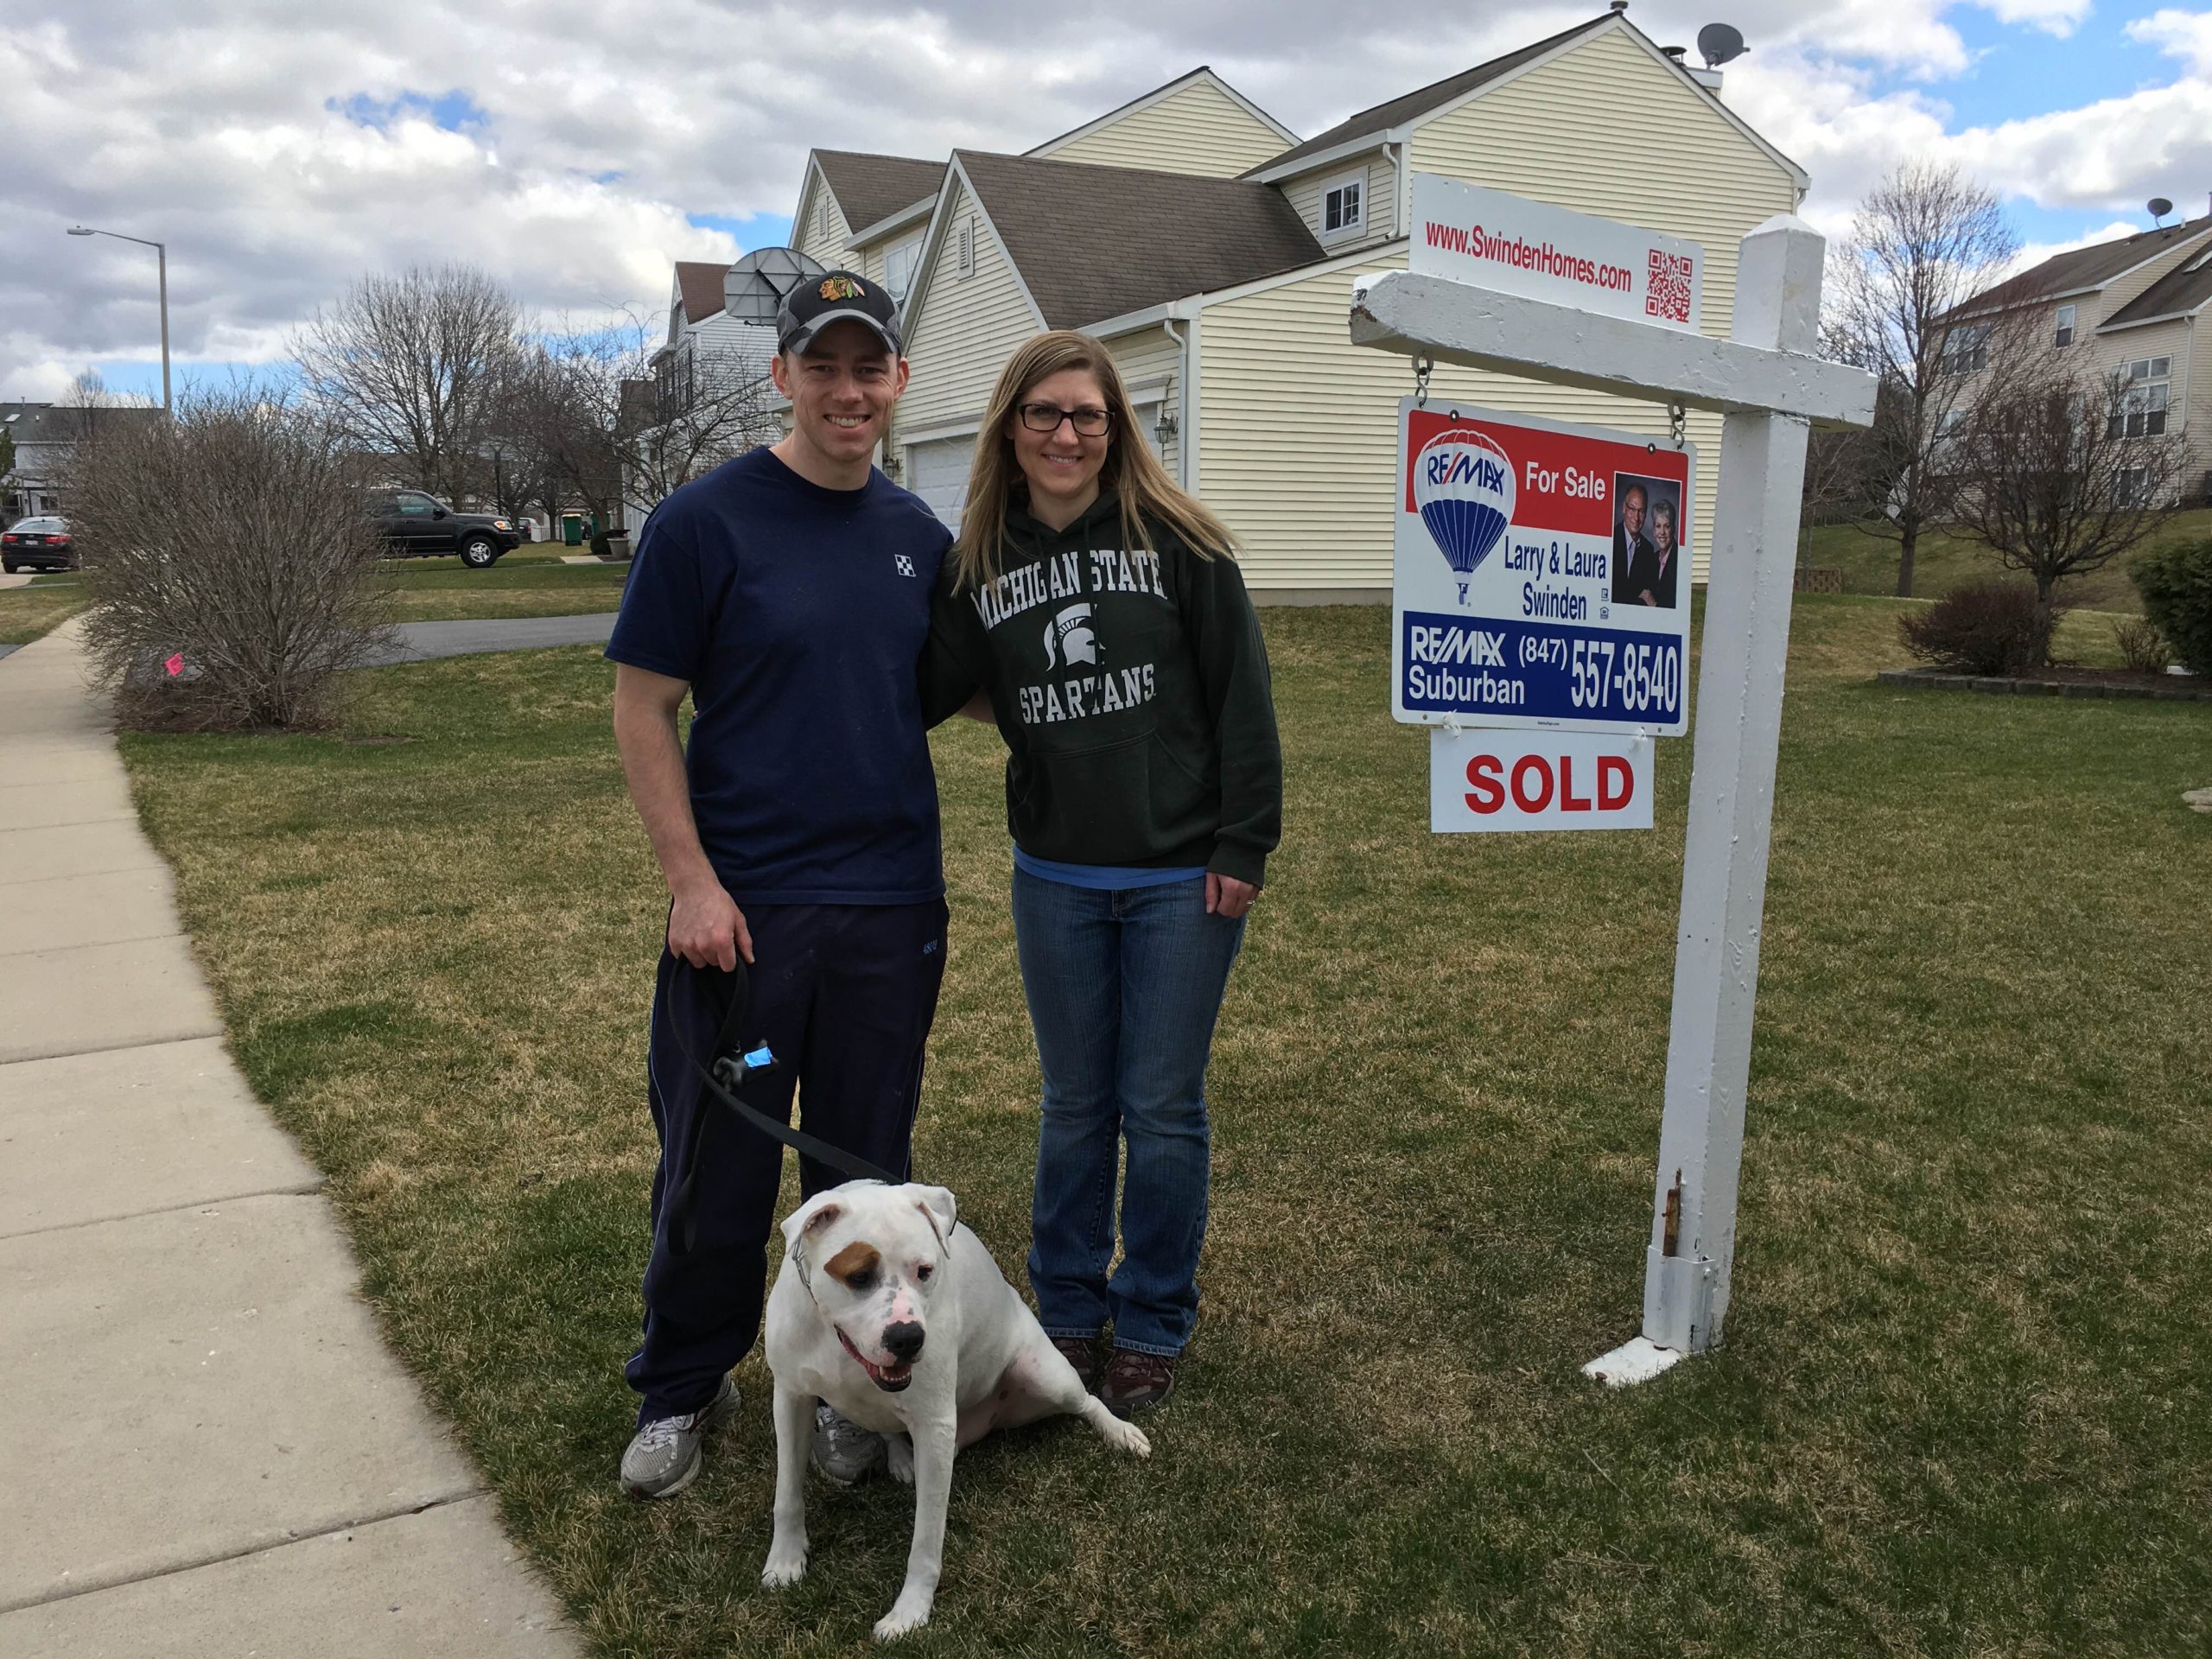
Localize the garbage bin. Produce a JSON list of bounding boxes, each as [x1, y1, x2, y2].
[[561, 514, 583, 547]]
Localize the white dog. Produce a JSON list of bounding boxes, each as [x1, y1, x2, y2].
[[760, 1179, 1149, 1641]]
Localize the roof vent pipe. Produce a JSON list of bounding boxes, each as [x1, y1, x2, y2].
[[1662, 45, 1687, 60]]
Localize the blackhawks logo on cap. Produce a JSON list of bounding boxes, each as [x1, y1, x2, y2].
[[819, 276, 865, 301]]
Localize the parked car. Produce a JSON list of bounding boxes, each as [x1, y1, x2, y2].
[[363, 489, 520, 569], [2, 516, 75, 573]]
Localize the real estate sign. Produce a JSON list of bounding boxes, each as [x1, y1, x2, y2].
[[1392, 398, 1695, 737], [1429, 728, 1654, 834], [1409, 174, 1704, 334]]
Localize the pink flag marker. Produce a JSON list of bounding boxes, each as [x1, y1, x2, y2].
[[163, 652, 184, 677]]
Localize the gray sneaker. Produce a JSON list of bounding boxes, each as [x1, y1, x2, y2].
[[811, 1402, 887, 1485], [620, 1376, 739, 1498]]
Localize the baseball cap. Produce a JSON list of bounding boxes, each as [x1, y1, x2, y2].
[[777, 270, 903, 358]]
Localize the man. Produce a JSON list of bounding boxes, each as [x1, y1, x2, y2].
[[606, 271, 951, 1498], [1610, 482, 1652, 606], [1629, 498, 1681, 607]]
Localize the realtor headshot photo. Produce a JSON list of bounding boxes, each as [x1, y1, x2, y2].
[[1611, 473, 1684, 609]]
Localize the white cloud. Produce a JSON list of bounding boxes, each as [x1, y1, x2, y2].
[[0, 1, 2186, 397], [2128, 7, 2212, 71], [1980, 0, 2094, 37]]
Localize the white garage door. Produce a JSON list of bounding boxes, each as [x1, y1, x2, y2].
[[906, 437, 973, 534]]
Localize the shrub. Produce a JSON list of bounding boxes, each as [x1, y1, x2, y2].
[[1897, 579, 2059, 677], [67, 385, 393, 731], [2113, 615, 2171, 675], [2132, 537, 2212, 675]]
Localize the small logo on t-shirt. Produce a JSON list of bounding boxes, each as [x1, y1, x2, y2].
[[894, 555, 915, 577], [1042, 603, 1098, 670]]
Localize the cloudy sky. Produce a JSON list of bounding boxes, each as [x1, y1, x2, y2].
[[6, 0, 2211, 401]]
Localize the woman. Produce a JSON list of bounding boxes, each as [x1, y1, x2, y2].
[[921, 330, 1281, 1415]]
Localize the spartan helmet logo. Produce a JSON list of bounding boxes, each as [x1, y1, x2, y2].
[[1042, 603, 1098, 671]]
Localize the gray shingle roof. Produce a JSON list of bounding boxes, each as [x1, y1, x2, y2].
[[952, 149, 1327, 328], [1961, 215, 2212, 316], [1246, 11, 1611, 175], [814, 151, 946, 238], [2100, 246, 2212, 327], [0, 403, 160, 447]]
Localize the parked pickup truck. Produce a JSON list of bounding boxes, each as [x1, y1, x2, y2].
[[365, 489, 521, 569]]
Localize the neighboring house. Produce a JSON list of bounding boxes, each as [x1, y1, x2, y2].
[[1942, 209, 2212, 500], [685, 9, 1802, 594], [1, 402, 162, 520], [653, 260, 778, 418]]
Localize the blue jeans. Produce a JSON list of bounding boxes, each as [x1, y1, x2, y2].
[[1012, 868, 1246, 1357]]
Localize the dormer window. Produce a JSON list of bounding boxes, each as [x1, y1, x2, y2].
[[1322, 169, 1366, 240], [2054, 303, 2075, 348]]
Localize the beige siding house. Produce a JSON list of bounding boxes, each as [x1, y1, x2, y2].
[[661, 9, 1808, 594], [1029, 69, 1298, 177], [1948, 210, 2212, 499]]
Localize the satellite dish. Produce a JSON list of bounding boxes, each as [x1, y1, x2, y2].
[[721, 247, 826, 326], [1697, 23, 1746, 67], [2149, 197, 2175, 226]]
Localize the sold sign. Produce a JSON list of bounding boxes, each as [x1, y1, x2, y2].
[[1429, 728, 1653, 834]]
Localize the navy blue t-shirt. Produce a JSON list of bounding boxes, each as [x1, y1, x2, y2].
[[607, 448, 951, 905]]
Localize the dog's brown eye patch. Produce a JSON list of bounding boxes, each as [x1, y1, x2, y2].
[[825, 1242, 882, 1289]]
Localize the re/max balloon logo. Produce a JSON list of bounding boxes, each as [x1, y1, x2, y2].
[[1412, 429, 1515, 575]]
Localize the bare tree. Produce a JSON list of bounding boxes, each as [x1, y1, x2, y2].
[[499, 316, 776, 553], [623, 339, 779, 510], [1831, 161, 2022, 595], [292, 264, 521, 504], [1947, 357, 2188, 667], [66, 382, 393, 730]]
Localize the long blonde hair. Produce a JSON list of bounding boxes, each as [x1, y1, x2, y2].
[[949, 330, 1234, 590]]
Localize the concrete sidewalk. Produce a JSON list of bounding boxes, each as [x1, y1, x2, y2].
[[0, 620, 580, 1656]]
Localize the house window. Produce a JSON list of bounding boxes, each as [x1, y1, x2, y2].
[[1941, 323, 1989, 373], [2117, 465, 2150, 505], [956, 217, 975, 278], [885, 234, 923, 304], [2054, 303, 2075, 348], [1321, 169, 1365, 238], [2108, 356, 2171, 438]]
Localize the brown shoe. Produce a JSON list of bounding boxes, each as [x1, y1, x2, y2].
[[1050, 1334, 1102, 1391], [1099, 1348, 1178, 1416]]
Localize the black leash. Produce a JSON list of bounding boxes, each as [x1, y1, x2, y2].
[[660, 956, 906, 1255]]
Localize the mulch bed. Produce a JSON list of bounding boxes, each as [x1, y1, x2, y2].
[[1878, 665, 2212, 701]]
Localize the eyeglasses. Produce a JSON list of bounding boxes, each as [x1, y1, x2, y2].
[[1017, 402, 1112, 436]]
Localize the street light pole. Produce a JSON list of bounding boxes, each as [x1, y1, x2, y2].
[[66, 225, 170, 415]]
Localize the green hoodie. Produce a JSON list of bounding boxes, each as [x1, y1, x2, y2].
[[921, 491, 1282, 887]]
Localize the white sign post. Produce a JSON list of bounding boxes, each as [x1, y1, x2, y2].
[[1351, 184, 1876, 1383]]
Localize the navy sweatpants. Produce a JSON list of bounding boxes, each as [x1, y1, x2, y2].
[[626, 899, 949, 1423]]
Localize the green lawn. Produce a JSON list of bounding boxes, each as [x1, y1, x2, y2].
[[1804, 509, 2212, 611], [115, 598, 2212, 1656], [373, 550, 629, 621], [0, 584, 89, 645], [0, 554, 620, 647]]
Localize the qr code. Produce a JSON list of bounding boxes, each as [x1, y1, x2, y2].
[[1646, 250, 1693, 323]]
